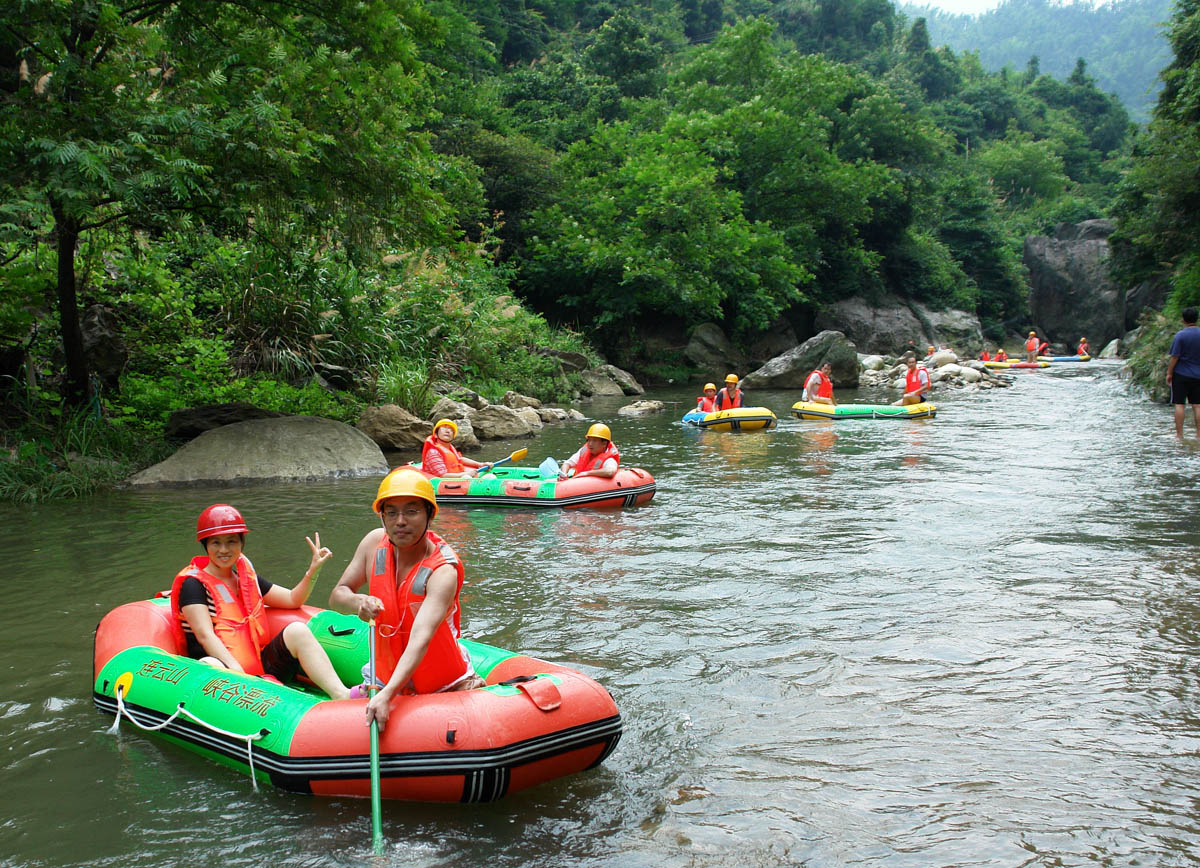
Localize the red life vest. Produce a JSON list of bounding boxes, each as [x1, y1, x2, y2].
[[995, 351, 1008, 361], [170, 555, 270, 675], [1077, 342, 1089, 356], [696, 396, 716, 413], [714, 387, 743, 410], [368, 530, 471, 694], [1025, 336, 1039, 352], [805, 370, 833, 400], [573, 441, 621, 474], [979, 351, 991, 361], [1038, 341, 1050, 355], [422, 436, 464, 474], [906, 366, 931, 397]]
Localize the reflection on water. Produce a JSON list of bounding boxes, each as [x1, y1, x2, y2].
[[6, 362, 1200, 867]]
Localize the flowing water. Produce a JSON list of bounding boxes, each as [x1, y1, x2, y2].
[[4, 361, 1200, 868]]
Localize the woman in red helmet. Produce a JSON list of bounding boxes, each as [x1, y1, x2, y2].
[[169, 504, 355, 699]]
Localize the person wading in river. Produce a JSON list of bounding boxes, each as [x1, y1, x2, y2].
[[1166, 307, 1200, 438], [329, 469, 483, 731]]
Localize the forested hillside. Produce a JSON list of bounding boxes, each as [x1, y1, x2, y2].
[[0, 0, 1169, 498], [905, 0, 1172, 123]]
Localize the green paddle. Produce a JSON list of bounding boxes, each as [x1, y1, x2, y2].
[[368, 619, 383, 855], [479, 447, 528, 474]]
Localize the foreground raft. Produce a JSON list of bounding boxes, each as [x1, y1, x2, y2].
[[681, 407, 778, 431], [420, 465, 655, 509], [94, 599, 622, 802], [791, 401, 936, 420]]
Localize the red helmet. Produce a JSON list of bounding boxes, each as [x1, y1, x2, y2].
[[196, 504, 250, 541]]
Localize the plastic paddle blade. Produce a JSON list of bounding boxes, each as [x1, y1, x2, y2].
[[509, 447, 529, 462], [538, 457, 560, 475]]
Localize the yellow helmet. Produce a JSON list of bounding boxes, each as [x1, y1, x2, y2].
[[586, 423, 612, 441], [432, 418, 458, 438], [372, 468, 438, 518], [703, 382, 717, 392], [724, 373, 739, 384], [1029, 330, 1037, 336], [1080, 337, 1086, 341]]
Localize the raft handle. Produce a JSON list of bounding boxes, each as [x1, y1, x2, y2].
[[446, 729, 456, 744], [327, 625, 356, 637], [510, 483, 532, 491], [441, 483, 465, 491]]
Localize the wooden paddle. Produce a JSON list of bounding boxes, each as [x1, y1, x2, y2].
[[368, 619, 383, 855], [479, 447, 528, 474]]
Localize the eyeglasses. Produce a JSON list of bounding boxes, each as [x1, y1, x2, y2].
[[381, 506, 426, 521]]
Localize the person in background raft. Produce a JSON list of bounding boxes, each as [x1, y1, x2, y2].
[[1078, 337, 1090, 356], [1025, 331, 1039, 363], [893, 355, 932, 406], [171, 504, 355, 699], [1038, 337, 1051, 356], [560, 423, 620, 480], [1167, 307, 1200, 438], [421, 418, 486, 479], [714, 374, 744, 410], [995, 348, 1008, 362], [803, 362, 836, 405], [696, 383, 718, 413], [979, 349, 991, 361], [329, 469, 483, 731]]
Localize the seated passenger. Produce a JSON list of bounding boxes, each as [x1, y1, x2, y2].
[[803, 362, 836, 405], [979, 349, 991, 361], [560, 423, 620, 480], [171, 504, 353, 699], [421, 419, 486, 479], [713, 374, 744, 410], [696, 383, 718, 413], [892, 355, 932, 406], [1078, 337, 1090, 356], [995, 348, 1009, 361]]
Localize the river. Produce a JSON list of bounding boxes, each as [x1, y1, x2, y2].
[[4, 361, 1200, 867]]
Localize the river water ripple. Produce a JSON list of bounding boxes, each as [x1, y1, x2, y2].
[[3, 361, 1200, 867]]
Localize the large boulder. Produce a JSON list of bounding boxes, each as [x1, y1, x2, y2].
[[684, 323, 744, 372], [598, 364, 645, 395], [501, 390, 542, 409], [742, 330, 860, 389], [1125, 275, 1171, 331], [468, 404, 534, 439], [1100, 338, 1122, 359], [1025, 220, 1124, 349], [814, 295, 928, 355], [357, 404, 429, 450], [538, 347, 590, 373], [618, 399, 666, 416], [910, 303, 983, 353], [744, 317, 800, 367], [127, 416, 387, 486], [578, 369, 625, 396], [165, 403, 289, 442]]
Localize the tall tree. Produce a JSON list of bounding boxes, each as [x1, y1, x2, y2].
[[0, 0, 449, 404]]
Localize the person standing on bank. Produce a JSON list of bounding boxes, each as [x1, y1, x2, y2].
[[172, 504, 354, 699], [1167, 307, 1200, 438], [329, 469, 482, 731], [714, 374, 744, 410]]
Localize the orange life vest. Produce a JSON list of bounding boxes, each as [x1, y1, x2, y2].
[[805, 370, 833, 400], [696, 396, 716, 413], [906, 366, 931, 397], [170, 555, 270, 676], [979, 351, 990, 361], [368, 530, 471, 694], [995, 351, 1008, 361], [714, 387, 743, 410], [1077, 342, 1089, 356], [422, 435, 464, 474], [1025, 336, 1038, 352], [572, 440, 621, 474]]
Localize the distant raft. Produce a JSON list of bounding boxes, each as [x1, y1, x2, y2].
[[681, 407, 778, 431], [94, 599, 621, 802], [419, 465, 655, 509], [791, 401, 936, 420], [984, 360, 1050, 369], [1037, 354, 1092, 362]]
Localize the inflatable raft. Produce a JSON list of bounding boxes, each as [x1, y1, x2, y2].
[[1037, 354, 1092, 362], [683, 407, 777, 432], [791, 401, 936, 420], [94, 598, 621, 802], [984, 360, 1050, 369], [418, 465, 655, 509]]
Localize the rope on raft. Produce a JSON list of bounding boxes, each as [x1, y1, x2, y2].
[[108, 686, 266, 790]]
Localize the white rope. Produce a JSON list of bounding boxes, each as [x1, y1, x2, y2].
[[108, 686, 266, 790]]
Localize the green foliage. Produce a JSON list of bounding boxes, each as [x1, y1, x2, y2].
[[1124, 310, 1175, 402]]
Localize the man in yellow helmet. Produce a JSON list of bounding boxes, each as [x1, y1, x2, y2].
[[560, 423, 620, 479], [329, 468, 482, 730], [713, 374, 744, 410]]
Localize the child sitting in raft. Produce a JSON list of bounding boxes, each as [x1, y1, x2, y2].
[[170, 504, 358, 699]]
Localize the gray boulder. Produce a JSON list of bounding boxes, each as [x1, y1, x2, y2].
[[598, 364, 645, 395], [357, 404, 429, 450], [501, 390, 543, 410], [1125, 276, 1171, 331], [1100, 338, 1122, 359], [742, 330, 860, 389], [538, 348, 590, 373], [127, 416, 387, 487], [515, 407, 544, 430], [815, 295, 928, 355], [684, 323, 744, 372], [578, 369, 625, 396], [1025, 220, 1124, 348], [910, 303, 983, 353], [744, 317, 800, 367], [618, 399, 666, 416], [427, 397, 473, 423], [469, 404, 534, 439], [537, 407, 571, 424], [165, 403, 289, 442]]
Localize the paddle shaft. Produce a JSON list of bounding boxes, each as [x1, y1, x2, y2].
[[368, 620, 383, 855]]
